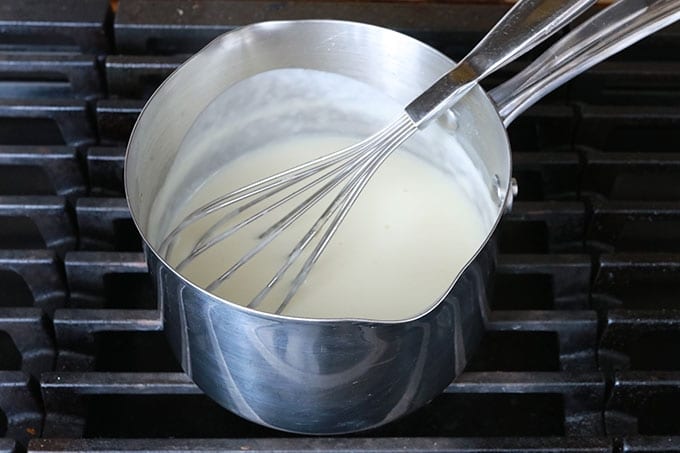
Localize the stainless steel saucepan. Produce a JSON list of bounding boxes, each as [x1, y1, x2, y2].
[[124, 0, 680, 435]]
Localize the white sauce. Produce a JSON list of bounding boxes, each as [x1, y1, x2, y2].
[[148, 68, 497, 321]]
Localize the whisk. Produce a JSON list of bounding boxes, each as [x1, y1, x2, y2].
[[159, 0, 596, 314]]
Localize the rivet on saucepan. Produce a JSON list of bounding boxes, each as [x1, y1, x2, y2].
[[437, 109, 458, 133], [506, 177, 519, 213], [492, 174, 503, 207], [492, 175, 518, 212]]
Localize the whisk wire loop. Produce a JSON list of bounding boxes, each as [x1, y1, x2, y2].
[[159, 133, 372, 257], [276, 115, 417, 313], [203, 114, 416, 305], [202, 140, 383, 292]]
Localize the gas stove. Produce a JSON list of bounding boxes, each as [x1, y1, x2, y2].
[[1, 1, 680, 452]]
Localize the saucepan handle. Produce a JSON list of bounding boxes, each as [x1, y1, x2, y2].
[[489, 0, 680, 126], [406, 0, 598, 127]]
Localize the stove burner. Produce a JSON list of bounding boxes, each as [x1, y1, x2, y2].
[[1, 0, 680, 451]]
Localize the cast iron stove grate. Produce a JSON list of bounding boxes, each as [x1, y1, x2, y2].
[[1, 0, 680, 452]]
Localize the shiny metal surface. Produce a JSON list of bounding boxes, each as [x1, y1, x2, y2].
[[124, 1, 679, 431], [152, 241, 493, 434], [490, 0, 680, 125], [405, 0, 596, 127], [126, 20, 507, 434]]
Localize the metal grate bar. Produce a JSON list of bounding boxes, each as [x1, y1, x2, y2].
[[86, 147, 125, 196], [606, 371, 680, 436], [54, 308, 161, 335], [450, 371, 604, 436], [114, 1, 509, 55], [587, 200, 680, 253], [105, 55, 185, 99], [577, 105, 680, 152], [572, 61, 680, 106], [0, 53, 102, 100], [512, 151, 581, 201], [41, 372, 199, 395], [623, 436, 680, 452], [593, 253, 680, 310], [37, 371, 606, 439], [0, 308, 54, 378], [496, 254, 591, 310], [0, 439, 15, 453], [0, 196, 75, 255], [65, 251, 147, 308], [0, 249, 66, 314], [582, 150, 680, 202], [0, 0, 110, 53], [0, 145, 85, 200], [488, 310, 598, 370], [449, 371, 603, 392], [95, 100, 142, 145], [499, 201, 586, 253], [75, 198, 139, 251], [506, 105, 577, 151], [28, 437, 614, 453], [600, 309, 680, 372], [53, 309, 161, 368], [0, 99, 95, 147], [0, 371, 43, 446]]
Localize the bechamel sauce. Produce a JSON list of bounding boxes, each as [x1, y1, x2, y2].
[[148, 68, 496, 321]]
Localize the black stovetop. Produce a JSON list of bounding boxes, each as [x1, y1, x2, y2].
[[1, 1, 680, 452]]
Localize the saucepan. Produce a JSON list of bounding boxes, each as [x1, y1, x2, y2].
[[124, 0, 680, 434]]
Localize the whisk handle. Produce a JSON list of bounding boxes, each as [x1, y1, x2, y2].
[[405, 0, 597, 128], [491, 0, 680, 125]]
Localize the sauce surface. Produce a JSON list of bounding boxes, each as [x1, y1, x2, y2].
[[148, 68, 495, 321], [161, 133, 487, 320]]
